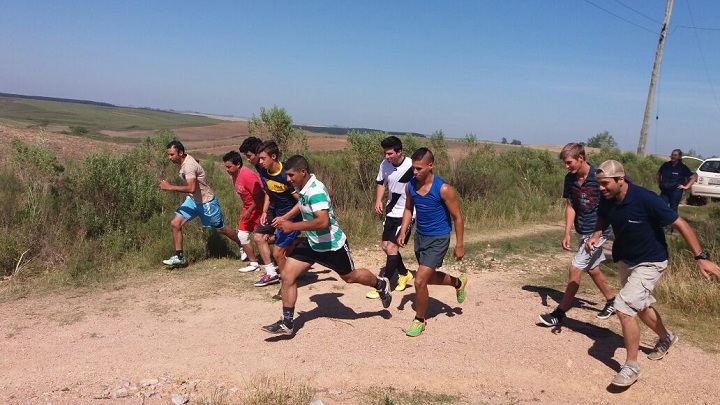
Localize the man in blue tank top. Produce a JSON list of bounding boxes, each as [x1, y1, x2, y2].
[[397, 148, 466, 337]]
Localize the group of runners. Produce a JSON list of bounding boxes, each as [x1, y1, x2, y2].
[[159, 137, 720, 388], [159, 136, 466, 338]]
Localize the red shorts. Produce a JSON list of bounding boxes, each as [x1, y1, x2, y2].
[[238, 210, 262, 232]]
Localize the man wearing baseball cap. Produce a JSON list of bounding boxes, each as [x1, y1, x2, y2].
[[588, 160, 720, 387]]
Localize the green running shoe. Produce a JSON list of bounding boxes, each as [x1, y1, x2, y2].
[[405, 319, 426, 337], [456, 274, 468, 303]]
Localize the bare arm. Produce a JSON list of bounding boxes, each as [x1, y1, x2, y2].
[[274, 208, 329, 233], [375, 183, 386, 216], [160, 176, 197, 194], [241, 188, 265, 220], [672, 217, 720, 281], [679, 173, 698, 190], [441, 183, 464, 261], [259, 191, 271, 225], [586, 216, 610, 252], [272, 203, 301, 226], [562, 198, 575, 251], [396, 184, 414, 247]]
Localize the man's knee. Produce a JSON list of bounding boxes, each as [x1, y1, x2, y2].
[[254, 233, 267, 243], [170, 217, 185, 230], [568, 266, 583, 282], [273, 247, 286, 261]]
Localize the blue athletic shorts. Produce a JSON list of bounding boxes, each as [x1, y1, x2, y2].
[[275, 229, 300, 248], [175, 196, 225, 229]]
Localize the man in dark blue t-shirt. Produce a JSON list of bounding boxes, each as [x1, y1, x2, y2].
[[588, 160, 720, 388], [656, 149, 696, 214]]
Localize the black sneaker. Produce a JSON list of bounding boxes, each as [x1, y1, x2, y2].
[[261, 319, 293, 335], [377, 277, 392, 309], [538, 309, 564, 326], [597, 299, 616, 319]]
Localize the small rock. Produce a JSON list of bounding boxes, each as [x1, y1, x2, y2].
[[140, 378, 159, 387], [171, 394, 189, 405], [115, 387, 128, 398]]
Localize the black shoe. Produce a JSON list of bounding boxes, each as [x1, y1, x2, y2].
[[261, 319, 293, 335], [378, 277, 392, 309], [597, 299, 616, 320], [538, 309, 564, 326]]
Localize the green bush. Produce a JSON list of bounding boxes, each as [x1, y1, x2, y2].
[[453, 146, 564, 224]]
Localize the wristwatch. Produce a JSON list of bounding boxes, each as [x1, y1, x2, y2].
[[694, 251, 710, 260]]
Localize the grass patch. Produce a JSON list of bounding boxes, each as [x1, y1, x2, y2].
[[241, 374, 316, 405], [362, 386, 463, 405]]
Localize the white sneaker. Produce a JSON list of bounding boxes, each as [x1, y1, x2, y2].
[[240, 250, 248, 261], [239, 263, 260, 273]]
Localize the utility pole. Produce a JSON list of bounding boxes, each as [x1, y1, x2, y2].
[[637, 0, 674, 156]]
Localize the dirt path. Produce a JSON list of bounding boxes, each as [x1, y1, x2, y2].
[[1, 225, 719, 404]]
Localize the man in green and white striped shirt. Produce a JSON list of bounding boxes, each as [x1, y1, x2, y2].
[[263, 155, 392, 336]]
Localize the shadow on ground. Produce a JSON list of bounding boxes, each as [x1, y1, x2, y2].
[[264, 292, 391, 341], [521, 284, 656, 374], [297, 269, 337, 288], [522, 285, 599, 309], [396, 293, 463, 319]]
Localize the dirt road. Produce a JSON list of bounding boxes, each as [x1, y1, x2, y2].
[[2, 224, 719, 405]]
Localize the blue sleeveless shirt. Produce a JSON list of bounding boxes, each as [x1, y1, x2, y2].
[[408, 175, 452, 236]]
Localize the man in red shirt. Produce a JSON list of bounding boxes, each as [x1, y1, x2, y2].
[[223, 151, 265, 272]]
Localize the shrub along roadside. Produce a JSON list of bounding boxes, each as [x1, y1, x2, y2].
[[1, 134, 717, 328]]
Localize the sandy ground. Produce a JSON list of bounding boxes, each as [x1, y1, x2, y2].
[[2, 223, 719, 405]]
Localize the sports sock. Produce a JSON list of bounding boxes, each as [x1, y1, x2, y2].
[[385, 254, 400, 280], [265, 264, 278, 277], [282, 307, 294, 327], [176, 250, 183, 259], [397, 253, 408, 275], [414, 316, 425, 323], [453, 277, 461, 289]]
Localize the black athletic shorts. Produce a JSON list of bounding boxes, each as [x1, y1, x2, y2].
[[255, 211, 275, 235], [289, 238, 355, 276], [382, 216, 413, 243]]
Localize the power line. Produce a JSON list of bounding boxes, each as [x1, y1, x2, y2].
[[612, 0, 662, 24], [583, 0, 658, 34], [684, 0, 720, 109], [675, 24, 720, 32]]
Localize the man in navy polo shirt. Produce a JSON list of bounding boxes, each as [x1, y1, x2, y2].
[[656, 149, 696, 214], [588, 160, 720, 387]]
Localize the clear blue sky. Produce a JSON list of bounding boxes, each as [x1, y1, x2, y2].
[[2, 0, 719, 156]]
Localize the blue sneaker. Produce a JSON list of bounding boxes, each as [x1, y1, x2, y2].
[[254, 273, 280, 287]]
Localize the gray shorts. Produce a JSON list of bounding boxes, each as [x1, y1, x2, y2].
[[615, 260, 668, 317], [414, 233, 450, 269], [571, 234, 607, 271]]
